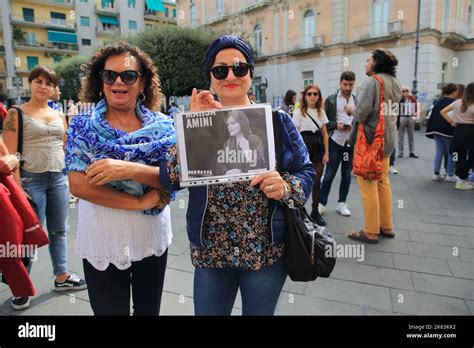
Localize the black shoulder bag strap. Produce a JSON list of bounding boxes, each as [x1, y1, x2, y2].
[[11, 106, 24, 163], [304, 112, 322, 132], [272, 110, 283, 172]]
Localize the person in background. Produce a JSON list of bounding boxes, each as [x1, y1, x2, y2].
[[347, 48, 402, 244], [398, 86, 419, 159], [319, 71, 356, 218], [425, 83, 458, 182], [440, 82, 474, 190], [168, 102, 180, 118], [48, 85, 63, 113], [389, 149, 398, 174], [281, 89, 297, 116], [293, 84, 329, 226], [3, 66, 86, 311], [456, 84, 465, 100], [66, 98, 77, 125], [247, 90, 257, 103]]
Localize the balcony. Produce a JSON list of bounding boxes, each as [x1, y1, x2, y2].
[[23, 0, 75, 8], [94, 3, 119, 16], [440, 16, 473, 44], [95, 27, 119, 36], [144, 10, 177, 24], [204, 8, 229, 25], [353, 19, 403, 44], [11, 15, 76, 31], [240, 0, 271, 13], [288, 34, 325, 56], [12, 40, 79, 54]]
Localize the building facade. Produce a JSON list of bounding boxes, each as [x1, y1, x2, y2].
[[177, 0, 474, 110], [0, 0, 177, 101]]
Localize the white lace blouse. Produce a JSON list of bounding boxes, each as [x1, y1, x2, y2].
[[75, 200, 172, 271]]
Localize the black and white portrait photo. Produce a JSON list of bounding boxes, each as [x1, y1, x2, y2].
[[174, 104, 275, 186]]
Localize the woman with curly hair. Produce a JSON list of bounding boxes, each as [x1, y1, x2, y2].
[[65, 41, 175, 315]]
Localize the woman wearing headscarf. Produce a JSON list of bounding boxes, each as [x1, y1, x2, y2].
[[159, 35, 315, 315]]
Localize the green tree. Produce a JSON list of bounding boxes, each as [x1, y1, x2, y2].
[[53, 55, 89, 101], [132, 25, 215, 104]]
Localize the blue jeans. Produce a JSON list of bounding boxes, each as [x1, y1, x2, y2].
[[433, 135, 454, 176], [319, 138, 353, 206], [390, 148, 396, 166], [21, 170, 69, 276], [193, 258, 287, 315]]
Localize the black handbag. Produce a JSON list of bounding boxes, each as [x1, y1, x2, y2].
[[302, 112, 324, 157], [273, 111, 337, 282]]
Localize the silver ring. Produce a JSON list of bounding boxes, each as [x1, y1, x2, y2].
[[267, 184, 274, 192]]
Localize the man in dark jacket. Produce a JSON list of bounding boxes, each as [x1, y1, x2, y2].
[[319, 71, 357, 218]]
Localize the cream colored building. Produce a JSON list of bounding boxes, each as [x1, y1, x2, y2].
[[177, 0, 474, 109], [0, 0, 177, 102]]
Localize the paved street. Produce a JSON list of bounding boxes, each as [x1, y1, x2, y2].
[[1, 129, 473, 316]]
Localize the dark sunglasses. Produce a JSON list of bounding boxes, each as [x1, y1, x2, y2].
[[99, 70, 143, 85], [402, 90, 409, 92], [210, 62, 251, 80], [306, 92, 320, 97]]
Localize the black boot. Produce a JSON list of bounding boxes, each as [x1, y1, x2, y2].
[[310, 208, 326, 226]]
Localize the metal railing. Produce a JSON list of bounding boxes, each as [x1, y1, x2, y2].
[[23, 0, 75, 7], [144, 10, 177, 21], [353, 19, 403, 41], [13, 39, 79, 51], [441, 16, 473, 38], [240, 0, 271, 12], [11, 15, 76, 29], [204, 8, 228, 24], [287, 34, 325, 53]]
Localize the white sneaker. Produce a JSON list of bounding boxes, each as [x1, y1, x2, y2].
[[445, 175, 458, 183], [318, 203, 326, 215], [455, 180, 473, 190], [336, 202, 351, 216], [389, 166, 398, 174], [432, 174, 444, 181]]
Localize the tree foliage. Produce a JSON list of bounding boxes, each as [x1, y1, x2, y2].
[[132, 25, 215, 98], [53, 55, 89, 101]]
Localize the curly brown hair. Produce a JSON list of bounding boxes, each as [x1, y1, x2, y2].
[[79, 40, 163, 111]]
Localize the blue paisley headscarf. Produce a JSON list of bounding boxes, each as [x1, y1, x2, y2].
[[65, 99, 176, 215]]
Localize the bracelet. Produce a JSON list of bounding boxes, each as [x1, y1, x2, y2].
[[282, 182, 291, 201]]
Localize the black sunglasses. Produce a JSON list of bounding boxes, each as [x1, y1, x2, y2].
[[210, 62, 252, 80], [99, 70, 143, 85], [402, 90, 409, 92], [306, 92, 320, 97]]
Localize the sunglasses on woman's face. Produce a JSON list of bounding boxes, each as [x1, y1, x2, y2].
[[210, 62, 251, 80], [99, 70, 143, 85], [306, 92, 319, 97]]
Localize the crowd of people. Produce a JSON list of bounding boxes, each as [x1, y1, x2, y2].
[[0, 34, 472, 316]]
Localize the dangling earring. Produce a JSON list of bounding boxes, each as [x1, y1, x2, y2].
[[99, 91, 104, 99], [138, 93, 146, 102]]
